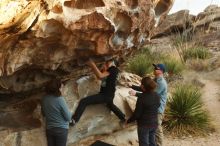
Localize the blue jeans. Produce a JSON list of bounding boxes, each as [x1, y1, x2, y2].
[[46, 127, 68, 146], [138, 126, 157, 146]]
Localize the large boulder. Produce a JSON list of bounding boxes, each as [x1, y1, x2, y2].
[[0, 0, 173, 94], [0, 72, 140, 146], [152, 10, 195, 38], [194, 5, 220, 29], [0, 0, 174, 145], [151, 5, 220, 40]]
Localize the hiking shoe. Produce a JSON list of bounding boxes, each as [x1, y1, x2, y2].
[[69, 119, 76, 127]]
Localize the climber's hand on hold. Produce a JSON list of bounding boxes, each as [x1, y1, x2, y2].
[[129, 90, 136, 96], [86, 58, 94, 67]]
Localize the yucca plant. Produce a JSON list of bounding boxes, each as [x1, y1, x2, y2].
[[164, 84, 209, 136], [163, 57, 184, 75], [126, 48, 156, 76], [183, 46, 211, 61], [172, 28, 194, 63], [126, 53, 153, 77]]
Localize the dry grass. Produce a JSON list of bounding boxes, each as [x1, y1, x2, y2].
[[183, 46, 211, 61], [209, 56, 220, 70], [186, 59, 210, 71]]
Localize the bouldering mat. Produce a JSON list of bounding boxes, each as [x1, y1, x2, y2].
[[90, 140, 115, 146]]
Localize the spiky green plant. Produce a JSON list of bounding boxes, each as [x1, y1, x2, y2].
[[183, 46, 211, 61], [163, 58, 184, 75], [126, 48, 156, 76], [126, 53, 153, 77], [126, 48, 185, 76], [172, 28, 194, 63], [164, 84, 209, 136]]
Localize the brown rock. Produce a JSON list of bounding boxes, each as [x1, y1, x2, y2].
[[0, 0, 173, 94], [152, 10, 195, 38], [193, 5, 220, 29], [64, 0, 105, 9], [0, 0, 174, 145], [51, 4, 63, 14], [195, 31, 220, 48], [209, 21, 220, 30]]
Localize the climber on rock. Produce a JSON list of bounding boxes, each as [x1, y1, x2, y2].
[[70, 57, 126, 126]]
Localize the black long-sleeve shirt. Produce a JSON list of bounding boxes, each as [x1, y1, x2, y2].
[[100, 66, 119, 98], [127, 91, 160, 127]]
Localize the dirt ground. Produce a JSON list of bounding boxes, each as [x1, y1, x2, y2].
[[164, 71, 220, 146]]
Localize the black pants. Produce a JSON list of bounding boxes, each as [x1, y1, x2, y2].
[[138, 126, 157, 146], [72, 93, 125, 122], [46, 127, 68, 146]]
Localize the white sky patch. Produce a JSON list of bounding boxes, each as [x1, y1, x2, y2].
[[169, 0, 220, 15]]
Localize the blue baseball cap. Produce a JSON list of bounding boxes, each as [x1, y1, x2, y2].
[[153, 63, 166, 73]]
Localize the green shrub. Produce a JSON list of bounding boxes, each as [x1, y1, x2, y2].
[[126, 48, 185, 76], [183, 46, 210, 61], [164, 84, 210, 136], [126, 53, 153, 77], [138, 47, 152, 55], [163, 58, 184, 75], [126, 48, 156, 76]]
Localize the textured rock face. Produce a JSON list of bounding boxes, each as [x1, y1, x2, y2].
[[192, 5, 220, 50], [194, 5, 220, 29], [152, 10, 195, 37], [0, 72, 140, 146], [152, 5, 220, 39], [0, 0, 174, 145], [0, 0, 173, 93], [149, 5, 220, 61], [147, 5, 220, 73]]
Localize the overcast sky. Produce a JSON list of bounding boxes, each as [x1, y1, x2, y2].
[[169, 0, 220, 15]]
